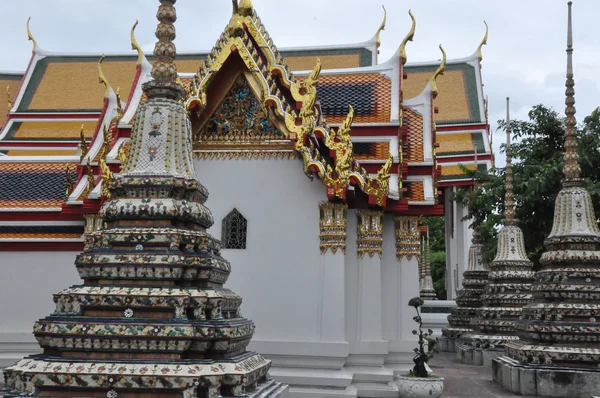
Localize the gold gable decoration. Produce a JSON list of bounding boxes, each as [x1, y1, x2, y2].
[[395, 216, 421, 261], [186, 4, 392, 206], [193, 75, 293, 159]]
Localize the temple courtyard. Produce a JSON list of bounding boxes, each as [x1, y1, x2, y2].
[[432, 353, 537, 398]]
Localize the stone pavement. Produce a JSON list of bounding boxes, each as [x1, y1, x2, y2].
[[430, 352, 537, 398]]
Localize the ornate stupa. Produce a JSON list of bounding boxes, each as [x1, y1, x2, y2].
[[1, 1, 286, 397], [440, 223, 489, 350], [502, 1, 600, 378], [419, 226, 438, 300], [458, 98, 535, 364]]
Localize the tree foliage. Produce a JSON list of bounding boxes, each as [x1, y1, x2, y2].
[[454, 105, 600, 270], [422, 216, 446, 299]]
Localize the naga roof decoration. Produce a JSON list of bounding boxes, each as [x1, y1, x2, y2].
[[0, 3, 492, 249], [183, 4, 393, 205]]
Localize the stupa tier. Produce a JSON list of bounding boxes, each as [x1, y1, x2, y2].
[[504, 1, 600, 370], [459, 98, 534, 362], [441, 227, 489, 348], [1, 1, 284, 397]]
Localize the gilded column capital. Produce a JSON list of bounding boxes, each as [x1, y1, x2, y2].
[[395, 216, 421, 261], [356, 210, 384, 259], [319, 203, 347, 255]]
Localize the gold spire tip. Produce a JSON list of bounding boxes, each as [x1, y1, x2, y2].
[[399, 10, 416, 65], [477, 20, 488, 61], [98, 55, 112, 98], [375, 5, 387, 51], [430, 44, 446, 98], [131, 20, 144, 66], [26, 17, 37, 53]]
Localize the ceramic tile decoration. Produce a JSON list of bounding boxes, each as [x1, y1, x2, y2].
[[1, 1, 285, 396], [461, 99, 535, 353]]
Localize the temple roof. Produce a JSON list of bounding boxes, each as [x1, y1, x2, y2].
[[0, 4, 492, 248]]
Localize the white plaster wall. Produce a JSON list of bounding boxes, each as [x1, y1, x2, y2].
[[0, 251, 80, 370], [344, 209, 359, 342], [195, 158, 327, 343], [0, 251, 80, 337]]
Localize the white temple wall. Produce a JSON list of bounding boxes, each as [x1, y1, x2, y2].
[[194, 158, 350, 363], [0, 251, 80, 370], [444, 187, 472, 300], [344, 210, 360, 343], [381, 213, 420, 371]]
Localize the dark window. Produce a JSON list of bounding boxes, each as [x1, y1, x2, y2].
[[222, 208, 247, 249]]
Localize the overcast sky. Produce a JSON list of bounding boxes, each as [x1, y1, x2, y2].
[[1, 0, 597, 167]]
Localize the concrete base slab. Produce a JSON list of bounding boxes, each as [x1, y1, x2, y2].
[[493, 355, 600, 398], [456, 344, 502, 366], [438, 337, 456, 353]]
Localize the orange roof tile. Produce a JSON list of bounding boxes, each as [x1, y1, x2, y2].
[[23, 57, 136, 111], [297, 73, 391, 124], [405, 108, 424, 162], [8, 121, 97, 140], [0, 162, 77, 209], [1, 74, 22, 128], [5, 149, 78, 156], [437, 133, 475, 155], [406, 181, 425, 201]]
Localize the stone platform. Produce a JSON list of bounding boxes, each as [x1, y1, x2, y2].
[[493, 355, 600, 398], [456, 344, 502, 367], [428, 352, 536, 397]]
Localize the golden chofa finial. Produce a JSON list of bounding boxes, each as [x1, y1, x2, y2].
[[85, 160, 95, 195], [26, 17, 37, 53], [116, 87, 123, 117], [399, 10, 416, 65], [232, 0, 239, 15], [375, 5, 387, 53], [131, 20, 144, 66], [477, 21, 489, 61], [98, 55, 112, 99], [430, 44, 447, 99], [6, 85, 11, 112], [79, 124, 88, 161], [65, 165, 74, 199]]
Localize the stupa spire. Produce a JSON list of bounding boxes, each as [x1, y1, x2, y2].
[[122, 0, 194, 177], [497, 6, 600, 392], [504, 97, 515, 223], [145, 0, 184, 100], [563, 1, 581, 182]]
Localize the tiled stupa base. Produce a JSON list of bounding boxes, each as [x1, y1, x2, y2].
[[2, 352, 287, 398], [493, 356, 600, 398]]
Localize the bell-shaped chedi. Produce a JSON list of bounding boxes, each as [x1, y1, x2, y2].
[[458, 98, 535, 364], [1, 1, 287, 397], [440, 224, 489, 351], [504, 1, 600, 371]]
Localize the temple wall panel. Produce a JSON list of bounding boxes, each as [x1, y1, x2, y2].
[[195, 158, 327, 343], [0, 251, 80, 370]]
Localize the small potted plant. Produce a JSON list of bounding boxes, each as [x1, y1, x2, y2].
[[396, 297, 444, 398]]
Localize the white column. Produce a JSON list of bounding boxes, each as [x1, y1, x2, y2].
[[383, 215, 421, 374], [445, 187, 460, 300], [346, 210, 388, 367], [318, 203, 347, 342], [445, 187, 474, 300]]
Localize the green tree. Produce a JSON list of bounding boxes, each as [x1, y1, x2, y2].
[[422, 216, 446, 299], [454, 105, 600, 269]]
